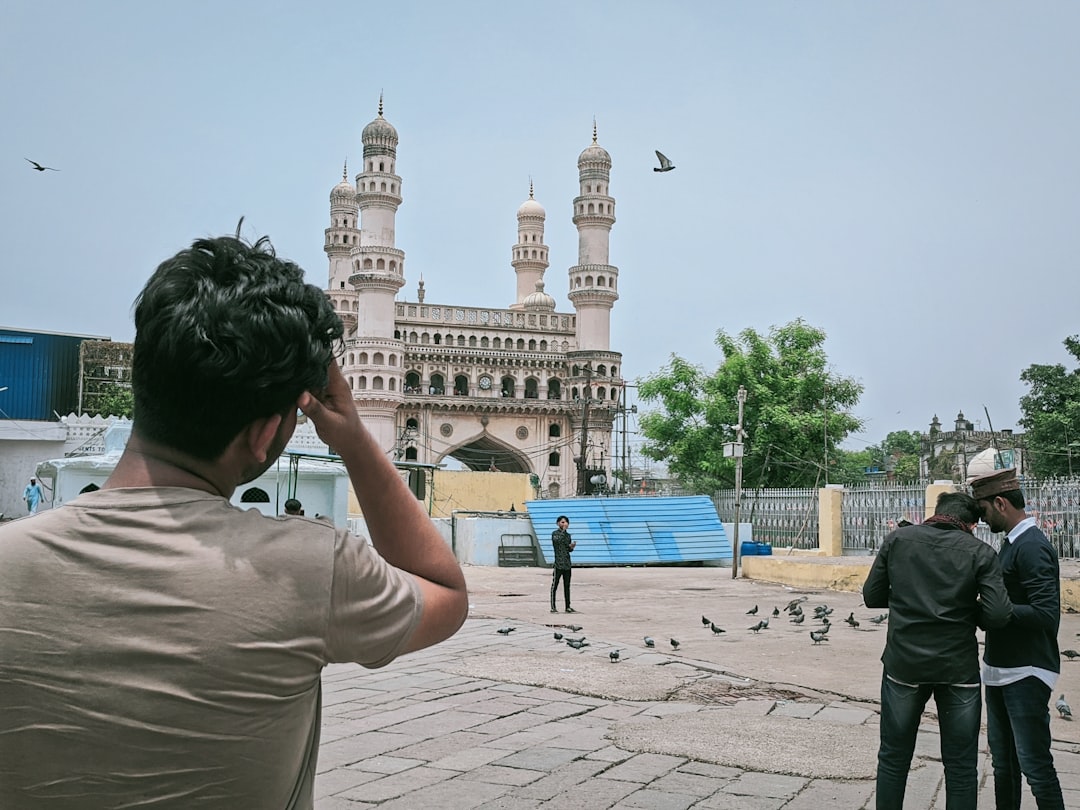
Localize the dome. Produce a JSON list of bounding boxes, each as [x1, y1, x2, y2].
[[578, 143, 611, 164], [331, 179, 355, 200], [523, 280, 556, 311], [362, 114, 398, 142], [517, 197, 545, 218]]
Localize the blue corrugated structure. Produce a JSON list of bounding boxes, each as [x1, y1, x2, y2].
[[527, 496, 731, 565], [0, 327, 106, 421]]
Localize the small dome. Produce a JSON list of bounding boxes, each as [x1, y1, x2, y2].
[[517, 197, 545, 218], [578, 143, 611, 165], [331, 179, 355, 200], [523, 280, 556, 311], [363, 114, 398, 142]]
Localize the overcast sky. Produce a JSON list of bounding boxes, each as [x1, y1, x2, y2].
[[4, 2, 1078, 450]]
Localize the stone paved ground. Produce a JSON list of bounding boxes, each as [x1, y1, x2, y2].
[[314, 565, 1080, 808]]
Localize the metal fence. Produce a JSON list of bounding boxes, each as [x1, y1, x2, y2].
[[840, 483, 927, 554], [973, 477, 1080, 558], [714, 487, 819, 550]]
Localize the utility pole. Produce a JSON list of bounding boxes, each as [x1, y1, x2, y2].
[[729, 385, 747, 580]]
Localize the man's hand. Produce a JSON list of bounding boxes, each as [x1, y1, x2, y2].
[[297, 362, 362, 452]]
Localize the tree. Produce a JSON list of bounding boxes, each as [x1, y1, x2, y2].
[[1019, 335, 1080, 478], [93, 385, 134, 419], [882, 430, 922, 483], [638, 319, 864, 492]]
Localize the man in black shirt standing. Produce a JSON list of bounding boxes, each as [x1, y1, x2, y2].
[[863, 491, 1012, 809], [972, 467, 1065, 810], [549, 515, 576, 614]]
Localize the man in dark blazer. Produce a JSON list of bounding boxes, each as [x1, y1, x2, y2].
[[972, 467, 1064, 809]]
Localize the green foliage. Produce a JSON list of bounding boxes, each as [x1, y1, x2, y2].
[[638, 319, 864, 492], [928, 448, 958, 482], [1019, 335, 1080, 477], [94, 386, 134, 419]]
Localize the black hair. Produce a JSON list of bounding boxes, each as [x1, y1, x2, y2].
[[934, 491, 981, 524], [132, 230, 343, 460], [283, 498, 303, 513], [999, 489, 1026, 510], [556, 515, 569, 524]]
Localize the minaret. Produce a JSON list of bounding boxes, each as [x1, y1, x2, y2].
[[325, 159, 360, 290], [346, 95, 406, 451], [510, 180, 549, 309], [568, 120, 618, 350]]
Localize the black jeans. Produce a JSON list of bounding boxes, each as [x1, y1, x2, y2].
[[986, 677, 1064, 809], [550, 567, 571, 610], [876, 673, 981, 810]]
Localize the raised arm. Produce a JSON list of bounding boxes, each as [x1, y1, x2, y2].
[[299, 362, 468, 653]]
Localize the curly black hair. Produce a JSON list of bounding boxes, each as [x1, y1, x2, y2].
[[131, 230, 343, 460]]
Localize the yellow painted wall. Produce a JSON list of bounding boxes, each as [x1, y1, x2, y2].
[[348, 470, 535, 518]]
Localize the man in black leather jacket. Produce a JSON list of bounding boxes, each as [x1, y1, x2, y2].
[[863, 491, 1011, 810]]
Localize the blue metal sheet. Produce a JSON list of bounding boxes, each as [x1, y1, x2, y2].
[[526, 496, 731, 565], [0, 328, 103, 420]]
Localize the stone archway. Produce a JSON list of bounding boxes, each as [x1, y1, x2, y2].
[[442, 433, 531, 473]]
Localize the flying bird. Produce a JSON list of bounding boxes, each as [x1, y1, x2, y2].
[[609, 649, 622, 662], [643, 636, 655, 648], [496, 626, 516, 635], [746, 605, 759, 616], [653, 150, 675, 172], [709, 623, 726, 635], [1056, 694, 1072, 719], [26, 158, 59, 172], [784, 597, 808, 613], [670, 638, 680, 650]]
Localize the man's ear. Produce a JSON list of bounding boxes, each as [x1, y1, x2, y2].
[[246, 413, 284, 464]]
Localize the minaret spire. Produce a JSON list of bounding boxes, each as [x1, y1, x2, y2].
[[342, 158, 348, 180], [378, 91, 384, 118], [529, 177, 534, 199], [592, 117, 598, 144]]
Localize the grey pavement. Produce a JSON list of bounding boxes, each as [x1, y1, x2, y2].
[[314, 566, 1080, 808]]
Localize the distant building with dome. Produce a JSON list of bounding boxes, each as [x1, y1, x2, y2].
[[322, 99, 623, 498]]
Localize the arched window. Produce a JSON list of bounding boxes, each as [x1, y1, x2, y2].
[[585, 275, 593, 286], [528, 340, 536, 351], [373, 352, 384, 365], [588, 203, 594, 214], [572, 387, 579, 400], [539, 340, 547, 351], [430, 373, 444, 395], [456, 335, 466, 347], [524, 378, 539, 399], [390, 261, 397, 273], [454, 375, 469, 395], [389, 378, 396, 391], [393, 330, 401, 340], [405, 447, 418, 461], [516, 339, 525, 350], [597, 387, 606, 400], [501, 376, 516, 398], [445, 334, 453, 345], [421, 332, 430, 345], [348, 376, 354, 390], [376, 259, 385, 270], [493, 337, 501, 349], [379, 161, 385, 172], [372, 376, 384, 390], [547, 379, 561, 400], [241, 487, 269, 503], [549, 452, 561, 467], [597, 276, 605, 287], [469, 336, 477, 347], [406, 417, 419, 430], [380, 182, 387, 191], [358, 352, 369, 364], [611, 388, 619, 401], [480, 336, 489, 348], [597, 365, 607, 376], [357, 376, 367, 390], [348, 353, 355, 365], [405, 371, 421, 391], [611, 365, 618, 376], [572, 365, 580, 376], [433, 334, 441, 345], [363, 258, 373, 269], [549, 423, 561, 437]]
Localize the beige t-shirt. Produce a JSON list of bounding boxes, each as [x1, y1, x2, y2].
[[0, 487, 422, 809]]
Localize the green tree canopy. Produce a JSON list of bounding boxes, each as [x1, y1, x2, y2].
[[638, 319, 864, 492], [1019, 335, 1080, 478]]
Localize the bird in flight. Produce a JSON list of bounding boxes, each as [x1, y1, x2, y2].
[[653, 150, 675, 172], [26, 159, 60, 172]]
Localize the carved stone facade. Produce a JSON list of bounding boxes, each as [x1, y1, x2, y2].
[[325, 104, 622, 496]]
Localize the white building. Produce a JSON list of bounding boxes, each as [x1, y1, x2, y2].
[[324, 100, 623, 498]]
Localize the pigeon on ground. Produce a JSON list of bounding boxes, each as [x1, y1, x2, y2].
[[869, 614, 889, 625], [701, 615, 711, 626], [567, 639, 590, 650], [821, 619, 831, 634], [496, 627, 516, 635], [845, 612, 856, 626], [1063, 650, 1080, 660], [609, 649, 622, 662], [790, 605, 803, 617], [791, 613, 806, 625], [760, 617, 770, 630], [710, 623, 726, 635], [643, 636, 655, 648], [553, 632, 563, 641], [748, 621, 766, 633], [810, 630, 829, 645], [565, 636, 585, 645], [567, 624, 583, 632], [653, 150, 675, 172], [670, 638, 680, 650], [746, 605, 759, 616], [26, 158, 59, 172], [1056, 694, 1072, 719], [772, 606, 780, 618], [849, 618, 860, 629]]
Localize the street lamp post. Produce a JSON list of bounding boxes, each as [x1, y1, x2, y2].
[[729, 385, 747, 580]]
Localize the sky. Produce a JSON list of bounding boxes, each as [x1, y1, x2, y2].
[[3, 1, 1079, 453]]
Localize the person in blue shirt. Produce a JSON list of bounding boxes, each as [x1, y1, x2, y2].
[[23, 478, 43, 514]]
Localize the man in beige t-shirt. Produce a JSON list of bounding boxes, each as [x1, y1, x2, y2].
[[0, 231, 469, 809]]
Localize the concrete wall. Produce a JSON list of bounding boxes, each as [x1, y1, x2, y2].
[[0, 421, 66, 517], [429, 471, 535, 518]]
